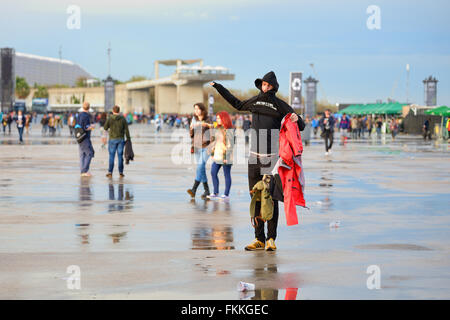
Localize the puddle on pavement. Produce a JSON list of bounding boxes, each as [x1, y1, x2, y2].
[[75, 223, 91, 244], [77, 179, 135, 213], [108, 183, 134, 213], [191, 225, 235, 250], [108, 232, 128, 243], [355, 243, 432, 251], [75, 223, 130, 245]]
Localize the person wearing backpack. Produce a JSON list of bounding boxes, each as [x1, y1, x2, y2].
[[77, 102, 96, 177]]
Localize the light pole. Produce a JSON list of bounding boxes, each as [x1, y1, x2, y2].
[[59, 45, 62, 104], [406, 63, 410, 104], [107, 42, 111, 77]]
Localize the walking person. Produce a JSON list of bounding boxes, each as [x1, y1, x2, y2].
[[376, 117, 383, 139], [14, 110, 25, 143], [55, 115, 63, 136], [7, 112, 13, 135], [68, 113, 76, 137], [99, 112, 108, 149], [350, 116, 358, 140], [367, 115, 373, 138], [423, 118, 432, 141], [207, 111, 235, 201], [155, 114, 162, 133], [103, 106, 130, 178], [339, 113, 350, 145], [243, 115, 251, 144], [446, 117, 450, 141], [41, 114, 49, 136], [48, 113, 56, 136], [357, 116, 364, 139], [187, 103, 213, 200], [77, 102, 96, 177], [312, 115, 319, 137], [2, 113, 7, 134], [25, 114, 31, 135], [319, 109, 335, 155], [210, 71, 305, 251], [390, 117, 398, 141]]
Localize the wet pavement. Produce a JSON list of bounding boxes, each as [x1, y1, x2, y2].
[[0, 124, 449, 299]]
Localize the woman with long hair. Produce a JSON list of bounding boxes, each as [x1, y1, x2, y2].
[[207, 111, 235, 200], [187, 103, 213, 199]]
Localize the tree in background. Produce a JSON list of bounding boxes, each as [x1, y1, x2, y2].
[[316, 99, 338, 114], [16, 76, 30, 99], [70, 94, 81, 104], [33, 83, 49, 99], [75, 76, 87, 87], [127, 75, 148, 82]]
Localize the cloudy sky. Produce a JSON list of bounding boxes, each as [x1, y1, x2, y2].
[[1, 0, 449, 105]]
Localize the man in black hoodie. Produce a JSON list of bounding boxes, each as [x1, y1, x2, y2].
[[210, 71, 305, 251]]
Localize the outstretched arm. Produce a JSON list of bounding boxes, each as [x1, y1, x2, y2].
[[210, 82, 256, 111]]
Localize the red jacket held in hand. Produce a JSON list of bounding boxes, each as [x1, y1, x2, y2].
[[274, 113, 306, 226]]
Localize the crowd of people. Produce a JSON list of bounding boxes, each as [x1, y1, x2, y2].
[[307, 112, 406, 154]]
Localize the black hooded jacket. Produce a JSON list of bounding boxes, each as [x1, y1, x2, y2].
[[212, 71, 305, 155]]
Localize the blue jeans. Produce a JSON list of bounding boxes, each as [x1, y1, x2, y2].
[[79, 138, 94, 173], [194, 148, 209, 183], [211, 162, 232, 196], [18, 127, 24, 142], [108, 139, 125, 174]]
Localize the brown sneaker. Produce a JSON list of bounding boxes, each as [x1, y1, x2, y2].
[[244, 239, 265, 251], [119, 173, 125, 178], [106, 173, 112, 178]]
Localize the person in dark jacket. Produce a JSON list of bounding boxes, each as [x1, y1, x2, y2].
[[14, 110, 25, 143], [124, 139, 134, 164], [319, 109, 335, 155], [103, 105, 131, 178], [210, 71, 305, 251], [78, 102, 96, 177]]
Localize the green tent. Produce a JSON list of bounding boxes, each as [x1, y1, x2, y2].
[[424, 106, 450, 139], [425, 106, 450, 116], [340, 104, 362, 115], [383, 103, 405, 115], [340, 102, 407, 116]]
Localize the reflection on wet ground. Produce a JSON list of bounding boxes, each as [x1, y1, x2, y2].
[[109, 231, 128, 244], [239, 288, 298, 300], [79, 179, 92, 206], [75, 223, 130, 245], [191, 198, 235, 250], [191, 225, 235, 250], [75, 223, 90, 245], [77, 179, 135, 213], [108, 183, 134, 213]]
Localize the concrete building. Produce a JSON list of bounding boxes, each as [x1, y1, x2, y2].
[[127, 59, 234, 114]]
